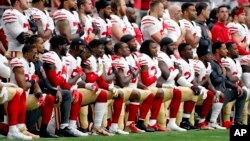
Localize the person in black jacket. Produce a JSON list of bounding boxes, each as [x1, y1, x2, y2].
[[210, 42, 247, 127], [195, 2, 212, 51]]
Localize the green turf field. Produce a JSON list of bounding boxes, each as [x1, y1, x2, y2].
[[0, 130, 229, 141]]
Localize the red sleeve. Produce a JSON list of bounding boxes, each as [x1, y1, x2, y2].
[[47, 70, 61, 87], [0, 28, 8, 49], [237, 44, 250, 55], [141, 71, 157, 87], [85, 72, 99, 83], [60, 82, 71, 90], [97, 76, 109, 90]]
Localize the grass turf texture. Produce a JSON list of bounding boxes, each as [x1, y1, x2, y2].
[[0, 130, 229, 141]]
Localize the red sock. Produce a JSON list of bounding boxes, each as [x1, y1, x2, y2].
[[96, 90, 108, 102], [8, 92, 20, 126], [184, 100, 195, 113], [112, 97, 123, 123], [139, 93, 154, 119], [169, 88, 182, 118], [70, 94, 83, 120], [150, 96, 163, 120], [127, 103, 139, 122], [18, 90, 26, 124], [200, 90, 214, 118], [41, 94, 55, 124]]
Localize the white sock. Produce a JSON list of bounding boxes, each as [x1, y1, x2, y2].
[[94, 102, 107, 128], [110, 123, 118, 130], [69, 120, 76, 128], [198, 118, 206, 123], [210, 103, 223, 123], [183, 113, 191, 119], [149, 119, 156, 126], [60, 123, 69, 129], [17, 124, 25, 129], [9, 125, 18, 133], [168, 118, 176, 125]]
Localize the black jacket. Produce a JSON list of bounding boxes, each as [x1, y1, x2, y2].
[[195, 20, 212, 51], [33, 59, 57, 96], [210, 60, 237, 91]]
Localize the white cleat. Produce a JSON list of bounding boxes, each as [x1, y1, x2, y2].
[[7, 131, 32, 140], [109, 127, 129, 135], [208, 122, 226, 130], [69, 127, 89, 137], [167, 123, 187, 132]]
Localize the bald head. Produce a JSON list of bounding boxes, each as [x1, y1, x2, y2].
[[126, 7, 136, 23], [168, 4, 182, 20]]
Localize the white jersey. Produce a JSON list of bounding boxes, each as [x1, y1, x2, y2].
[[9, 58, 35, 91], [2, 9, 30, 52], [177, 58, 195, 83], [53, 9, 80, 35], [227, 22, 249, 43], [165, 19, 181, 42], [84, 55, 103, 73], [0, 54, 10, 79], [112, 55, 135, 88], [102, 54, 113, 76], [81, 15, 93, 43], [41, 51, 68, 80], [140, 53, 161, 87], [193, 60, 212, 83], [157, 51, 179, 85], [31, 8, 54, 50], [125, 53, 141, 88], [110, 15, 134, 42], [64, 53, 82, 90], [141, 15, 168, 41], [221, 57, 242, 79], [179, 19, 200, 56], [92, 16, 112, 38]]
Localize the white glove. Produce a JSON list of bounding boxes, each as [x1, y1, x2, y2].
[[198, 86, 208, 99], [0, 86, 8, 104], [108, 84, 119, 97], [85, 83, 99, 92]]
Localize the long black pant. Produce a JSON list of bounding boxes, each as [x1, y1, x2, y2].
[[26, 90, 72, 130], [222, 89, 247, 122]]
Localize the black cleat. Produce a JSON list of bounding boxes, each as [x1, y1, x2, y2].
[[58, 126, 78, 137], [40, 130, 59, 138], [180, 120, 199, 130], [136, 120, 155, 132]]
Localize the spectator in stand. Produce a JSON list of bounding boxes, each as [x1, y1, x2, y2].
[[133, 0, 151, 23]]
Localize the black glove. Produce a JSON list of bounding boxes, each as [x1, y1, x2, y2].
[[28, 18, 38, 34], [191, 85, 201, 96], [16, 32, 30, 44]]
